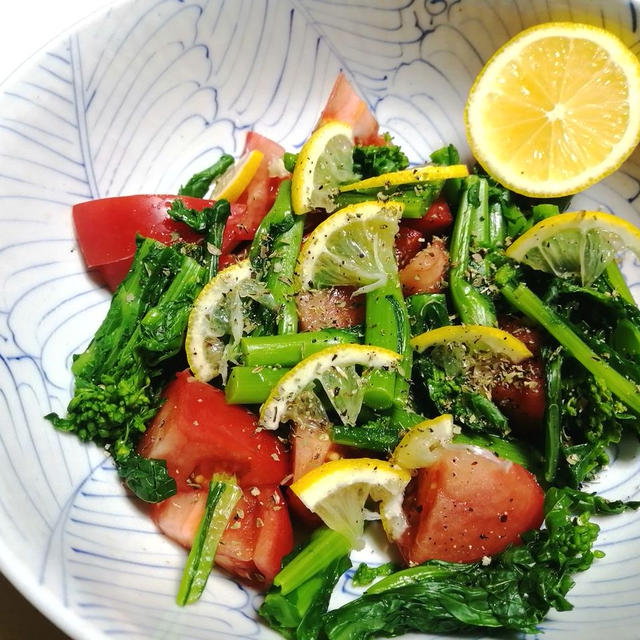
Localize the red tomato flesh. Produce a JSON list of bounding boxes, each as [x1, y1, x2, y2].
[[405, 197, 453, 237], [316, 72, 386, 146], [295, 287, 365, 332], [395, 225, 425, 269], [73, 194, 249, 291], [399, 446, 544, 564], [152, 485, 293, 584], [399, 237, 449, 296], [138, 371, 289, 491], [222, 132, 288, 254]]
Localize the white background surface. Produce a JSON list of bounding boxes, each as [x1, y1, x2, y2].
[[0, 1, 116, 85]]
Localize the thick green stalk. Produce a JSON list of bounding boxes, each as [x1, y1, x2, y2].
[[406, 293, 450, 335], [449, 176, 497, 326], [543, 347, 563, 483], [240, 328, 360, 367], [605, 260, 636, 306], [203, 200, 231, 280], [225, 366, 288, 404], [250, 180, 303, 334], [273, 528, 352, 595], [499, 276, 640, 414], [363, 275, 411, 410], [333, 188, 442, 219]]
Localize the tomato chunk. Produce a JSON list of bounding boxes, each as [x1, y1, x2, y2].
[[400, 446, 544, 564], [222, 132, 288, 254], [295, 287, 365, 332], [151, 485, 293, 584], [316, 72, 385, 146], [138, 371, 289, 490], [287, 424, 350, 526], [395, 226, 424, 269], [404, 197, 453, 237], [399, 237, 449, 296]]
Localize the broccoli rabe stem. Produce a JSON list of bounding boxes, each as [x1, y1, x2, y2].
[[363, 275, 412, 410], [498, 267, 640, 415], [449, 176, 497, 326], [224, 366, 288, 404], [273, 528, 352, 595], [250, 180, 303, 334], [604, 260, 636, 306], [543, 347, 563, 483], [333, 187, 442, 219], [178, 154, 234, 198], [240, 327, 361, 367]]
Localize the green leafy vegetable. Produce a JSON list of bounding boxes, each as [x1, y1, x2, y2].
[[352, 144, 409, 178], [352, 562, 395, 587], [178, 154, 234, 198], [116, 453, 176, 503]]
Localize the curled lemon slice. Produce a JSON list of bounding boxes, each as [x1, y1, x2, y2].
[[295, 200, 403, 295], [292, 120, 356, 214], [465, 22, 640, 197], [391, 414, 455, 470], [411, 325, 533, 362], [209, 149, 263, 201], [186, 260, 255, 382], [506, 210, 640, 285], [259, 344, 401, 431], [338, 164, 469, 192], [291, 457, 411, 545]]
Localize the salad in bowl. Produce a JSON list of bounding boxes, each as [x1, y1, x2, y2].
[[49, 18, 640, 640]]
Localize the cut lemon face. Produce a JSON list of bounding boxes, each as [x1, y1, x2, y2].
[[465, 22, 640, 197], [291, 121, 356, 214], [290, 458, 411, 545], [506, 210, 640, 285], [295, 200, 403, 295], [259, 344, 401, 431], [338, 164, 469, 193], [391, 414, 455, 469], [186, 260, 260, 382], [411, 325, 533, 362], [209, 149, 263, 201]]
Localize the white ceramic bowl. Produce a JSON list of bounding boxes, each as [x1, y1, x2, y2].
[[2, 1, 640, 639]]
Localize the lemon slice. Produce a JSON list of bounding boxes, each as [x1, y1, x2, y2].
[[209, 149, 264, 201], [411, 325, 532, 362], [290, 457, 411, 545], [391, 414, 455, 469], [338, 164, 469, 192], [465, 22, 640, 197], [506, 210, 640, 285], [259, 344, 401, 431], [295, 200, 403, 295], [186, 260, 255, 382], [291, 121, 356, 214]]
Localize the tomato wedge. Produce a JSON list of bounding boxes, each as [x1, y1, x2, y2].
[[152, 485, 293, 584], [222, 132, 288, 253], [316, 72, 386, 146], [72, 194, 246, 290], [399, 446, 544, 564], [138, 371, 289, 491]]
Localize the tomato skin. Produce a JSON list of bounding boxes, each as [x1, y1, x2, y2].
[[499, 316, 545, 357], [295, 287, 365, 332], [287, 424, 348, 526], [395, 226, 425, 269], [399, 446, 544, 564], [151, 485, 293, 585], [317, 72, 385, 146], [222, 133, 287, 254], [399, 237, 449, 296], [405, 197, 453, 237], [138, 371, 289, 490]]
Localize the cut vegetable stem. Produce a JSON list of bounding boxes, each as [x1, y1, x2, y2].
[[225, 366, 288, 404]]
